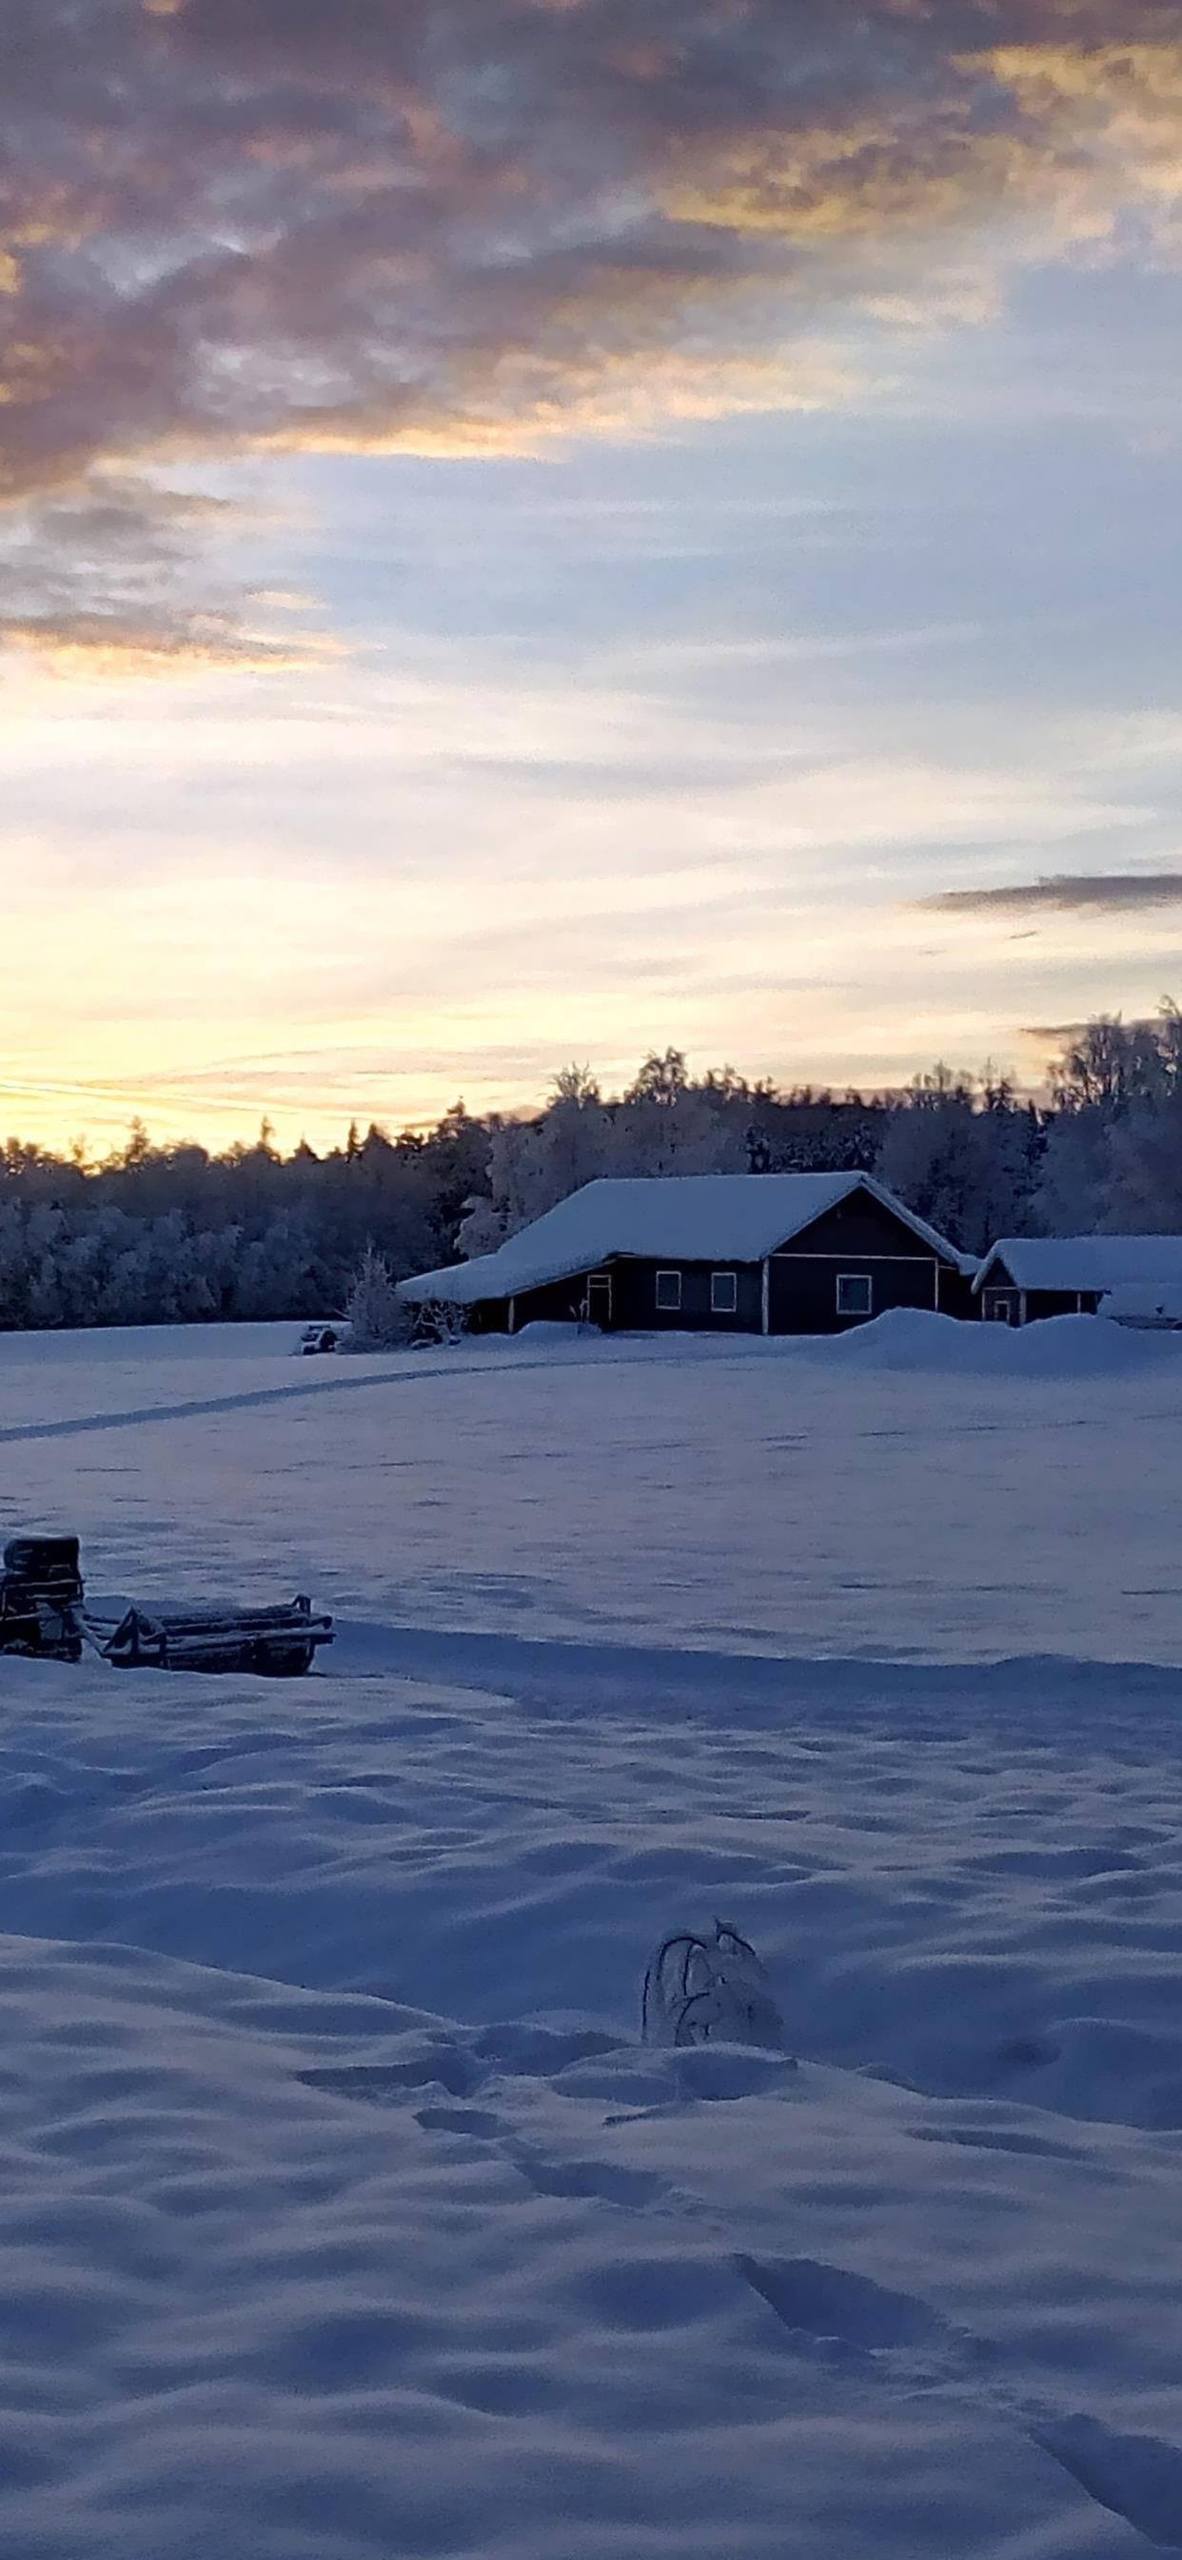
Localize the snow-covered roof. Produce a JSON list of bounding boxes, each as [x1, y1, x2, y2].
[[1101, 1280, 1182, 1325], [399, 1173, 967, 1306], [976, 1235, 1182, 1296]]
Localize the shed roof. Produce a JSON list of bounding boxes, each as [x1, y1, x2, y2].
[[398, 1172, 967, 1306], [976, 1234, 1182, 1296]]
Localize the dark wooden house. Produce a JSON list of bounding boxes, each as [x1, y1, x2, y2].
[[974, 1235, 1182, 1325], [399, 1172, 974, 1337]]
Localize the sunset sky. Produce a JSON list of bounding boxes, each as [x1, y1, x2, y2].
[[4, 0, 1181, 1153]]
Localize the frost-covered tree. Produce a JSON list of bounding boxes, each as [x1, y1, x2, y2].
[[1103, 1093, 1182, 1230], [0, 1008, 1178, 1333], [876, 1067, 1042, 1254], [343, 1244, 410, 1349], [456, 1195, 508, 1260], [1036, 1005, 1182, 1234]]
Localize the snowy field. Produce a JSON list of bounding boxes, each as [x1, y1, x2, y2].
[[2, 1314, 1182, 2557]]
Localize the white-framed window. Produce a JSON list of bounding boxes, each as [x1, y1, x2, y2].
[[710, 1270, 738, 1315], [836, 1272, 873, 1318], [983, 1289, 1019, 1325], [655, 1269, 682, 1312]]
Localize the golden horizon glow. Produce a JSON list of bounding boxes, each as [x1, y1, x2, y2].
[[2, 1, 1179, 1150]]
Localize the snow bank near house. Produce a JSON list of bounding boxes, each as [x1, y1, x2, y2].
[[827, 1304, 1182, 1376], [487, 1307, 1182, 1383]]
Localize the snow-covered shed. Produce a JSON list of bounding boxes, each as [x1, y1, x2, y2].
[[975, 1235, 1182, 1325], [1100, 1280, 1182, 1331], [398, 1172, 973, 1336]]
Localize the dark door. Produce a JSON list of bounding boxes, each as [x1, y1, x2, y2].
[[585, 1274, 613, 1329]]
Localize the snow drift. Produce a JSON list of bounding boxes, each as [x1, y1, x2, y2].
[[0, 1322, 1180, 2558]]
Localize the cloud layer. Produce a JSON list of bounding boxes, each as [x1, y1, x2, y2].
[[924, 872, 1182, 915], [2, 0, 1181, 661]]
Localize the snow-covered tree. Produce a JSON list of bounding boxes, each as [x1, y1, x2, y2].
[[343, 1244, 410, 1349], [1103, 1093, 1182, 1230], [456, 1195, 508, 1260], [876, 1068, 1042, 1254], [0, 1009, 1178, 1333]]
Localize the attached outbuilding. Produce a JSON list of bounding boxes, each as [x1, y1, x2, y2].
[[974, 1234, 1182, 1325], [398, 1171, 973, 1337]]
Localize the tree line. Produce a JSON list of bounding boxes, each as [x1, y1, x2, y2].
[[1, 1008, 1180, 1329]]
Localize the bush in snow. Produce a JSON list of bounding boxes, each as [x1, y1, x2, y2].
[[408, 1297, 471, 1347]]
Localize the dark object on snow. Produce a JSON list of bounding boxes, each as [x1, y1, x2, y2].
[[297, 1323, 340, 1354], [0, 1533, 332, 1677], [0, 1534, 85, 1661], [642, 1920, 785, 2050], [104, 1595, 331, 1676]]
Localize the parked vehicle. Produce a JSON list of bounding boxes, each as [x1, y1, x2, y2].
[[297, 1322, 342, 1355]]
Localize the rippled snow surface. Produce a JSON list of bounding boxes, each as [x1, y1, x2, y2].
[[0, 1314, 1180, 2557]]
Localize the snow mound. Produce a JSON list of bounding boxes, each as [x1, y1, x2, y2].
[[827, 1305, 1182, 1376], [1, 1643, 1182, 2557], [3, 1292, 1182, 2556], [510, 1319, 591, 1346]]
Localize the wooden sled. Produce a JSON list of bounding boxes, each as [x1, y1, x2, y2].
[[99, 1595, 332, 1677], [0, 1535, 333, 1677]]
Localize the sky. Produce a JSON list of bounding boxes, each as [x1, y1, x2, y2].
[[2, 0, 1181, 1155]]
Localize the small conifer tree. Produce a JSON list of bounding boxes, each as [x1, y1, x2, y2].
[[343, 1243, 408, 1349]]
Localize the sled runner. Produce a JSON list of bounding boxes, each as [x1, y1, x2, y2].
[[0, 1534, 333, 1677]]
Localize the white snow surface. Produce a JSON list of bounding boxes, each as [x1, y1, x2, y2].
[[978, 1234, 1182, 1295], [1, 1312, 1182, 2556], [397, 1169, 968, 1302]]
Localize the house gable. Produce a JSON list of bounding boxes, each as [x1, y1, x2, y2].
[[773, 1182, 958, 1265], [977, 1248, 1018, 1294]]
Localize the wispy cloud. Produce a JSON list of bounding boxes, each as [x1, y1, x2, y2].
[[920, 872, 1182, 915], [0, 472, 339, 674]]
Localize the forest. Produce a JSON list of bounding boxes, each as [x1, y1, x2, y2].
[[1, 1008, 1180, 1329]]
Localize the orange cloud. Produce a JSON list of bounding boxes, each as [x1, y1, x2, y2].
[[2, 615, 340, 678], [0, 470, 338, 680]]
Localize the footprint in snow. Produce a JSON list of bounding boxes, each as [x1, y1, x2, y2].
[[298, 2051, 480, 2103], [1035, 2414, 1182, 2550], [409, 2102, 675, 2211], [510, 2146, 670, 2209], [909, 2122, 1080, 2162], [736, 2252, 950, 2359], [415, 2104, 506, 2140]]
